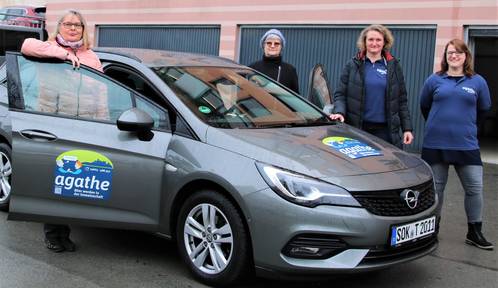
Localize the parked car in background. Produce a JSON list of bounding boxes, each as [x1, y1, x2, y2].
[[0, 5, 45, 28], [1, 48, 439, 286], [0, 6, 47, 57]]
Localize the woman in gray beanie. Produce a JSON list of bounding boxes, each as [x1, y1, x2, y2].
[[249, 29, 300, 94]]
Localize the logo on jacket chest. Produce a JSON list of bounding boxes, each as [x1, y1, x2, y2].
[[462, 86, 476, 94], [376, 68, 387, 76]]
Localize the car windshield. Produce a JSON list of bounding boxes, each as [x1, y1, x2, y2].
[[153, 66, 331, 129]]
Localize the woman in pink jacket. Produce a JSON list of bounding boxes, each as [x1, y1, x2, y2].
[[21, 9, 102, 71], [21, 9, 103, 253]]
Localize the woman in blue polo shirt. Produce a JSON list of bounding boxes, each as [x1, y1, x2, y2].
[[330, 24, 414, 148], [420, 39, 493, 251]]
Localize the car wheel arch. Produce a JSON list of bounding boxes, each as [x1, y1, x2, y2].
[[175, 188, 254, 285], [169, 179, 254, 253], [0, 135, 11, 148]]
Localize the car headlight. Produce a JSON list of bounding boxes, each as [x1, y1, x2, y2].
[[256, 163, 361, 208]]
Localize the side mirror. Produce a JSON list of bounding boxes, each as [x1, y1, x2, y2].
[[307, 64, 333, 109], [117, 108, 154, 132]]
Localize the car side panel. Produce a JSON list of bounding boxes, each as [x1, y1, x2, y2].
[[8, 111, 171, 229]]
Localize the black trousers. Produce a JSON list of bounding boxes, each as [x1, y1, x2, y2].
[[44, 224, 70, 241]]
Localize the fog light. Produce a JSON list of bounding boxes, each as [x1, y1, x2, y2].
[[286, 246, 337, 258], [282, 234, 348, 259], [290, 246, 320, 255]]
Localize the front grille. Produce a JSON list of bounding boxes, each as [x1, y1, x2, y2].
[[360, 234, 438, 265], [351, 180, 435, 216]]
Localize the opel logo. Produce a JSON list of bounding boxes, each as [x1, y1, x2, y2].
[[401, 189, 419, 209]]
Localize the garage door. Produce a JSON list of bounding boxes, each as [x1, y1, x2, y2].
[[97, 25, 220, 55], [239, 25, 436, 152]]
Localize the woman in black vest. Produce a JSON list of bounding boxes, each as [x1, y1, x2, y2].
[[330, 24, 413, 148]]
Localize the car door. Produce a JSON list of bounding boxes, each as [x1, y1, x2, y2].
[[6, 53, 171, 230], [307, 64, 334, 114]]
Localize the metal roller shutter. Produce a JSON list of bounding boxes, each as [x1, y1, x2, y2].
[[239, 25, 436, 152], [97, 25, 220, 55]]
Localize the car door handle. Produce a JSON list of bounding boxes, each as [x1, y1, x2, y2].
[[19, 129, 58, 141]]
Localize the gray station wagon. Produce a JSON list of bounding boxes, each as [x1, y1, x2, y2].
[[0, 48, 439, 286]]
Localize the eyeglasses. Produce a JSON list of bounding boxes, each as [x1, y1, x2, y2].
[[60, 22, 84, 30], [265, 41, 281, 47], [446, 51, 464, 56]]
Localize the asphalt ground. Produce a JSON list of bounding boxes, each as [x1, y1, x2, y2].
[[0, 164, 496, 288]]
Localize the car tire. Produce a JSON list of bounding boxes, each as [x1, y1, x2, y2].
[[176, 190, 251, 286], [0, 143, 12, 211]]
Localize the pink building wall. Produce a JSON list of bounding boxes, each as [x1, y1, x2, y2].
[[44, 0, 498, 71]]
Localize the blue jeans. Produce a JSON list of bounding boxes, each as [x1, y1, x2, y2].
[[431, 164, 483, 223]]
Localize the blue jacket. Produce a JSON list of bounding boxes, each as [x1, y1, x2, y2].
[[420, 73, 491, 150]]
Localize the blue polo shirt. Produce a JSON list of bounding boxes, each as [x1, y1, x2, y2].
[[363, 58, 387, 123], [420, 73, 491, 150]]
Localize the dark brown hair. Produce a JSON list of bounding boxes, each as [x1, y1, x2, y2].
[[438, 39, 474, 77]]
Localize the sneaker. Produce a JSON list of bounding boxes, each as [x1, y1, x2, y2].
[[60, 237, 76, 252], [466, 222, 494, 251], [44, 238, 65, 252]]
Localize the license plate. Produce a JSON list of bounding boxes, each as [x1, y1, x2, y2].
[[390, 216, 436, 246]]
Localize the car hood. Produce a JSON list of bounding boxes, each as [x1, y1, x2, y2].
[[205, 123, 427, 181]]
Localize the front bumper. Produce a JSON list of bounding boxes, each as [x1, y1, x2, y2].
[[245, 187, 439, 276]]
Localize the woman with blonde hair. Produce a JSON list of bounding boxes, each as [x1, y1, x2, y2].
[[21, 9, 104, 253], [330, 24, 413, 148], [21, 9, 102, 71]]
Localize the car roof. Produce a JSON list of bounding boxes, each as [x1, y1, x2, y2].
[[94, 47, 246, 69]]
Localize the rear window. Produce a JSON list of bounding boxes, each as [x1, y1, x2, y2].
[[34, 7, 46, 15]]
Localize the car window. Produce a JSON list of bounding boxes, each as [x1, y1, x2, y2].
[[103, 65, 171, 131], [104, 65, 166, 107], [34, 7, 46, 17], [136, 96, 170, 130], [5, 8, 25, 20], [17, 57, 133, 122], [0, 63, 6, 86], [8, 8, 25, 16], [153, 66, 330, 129]]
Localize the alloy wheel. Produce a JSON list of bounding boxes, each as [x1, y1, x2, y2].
[[0, 150, 11, 202], [183, 203, 234, 274]]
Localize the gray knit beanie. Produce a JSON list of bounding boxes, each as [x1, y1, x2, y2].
[[259, 29, 286, 50]]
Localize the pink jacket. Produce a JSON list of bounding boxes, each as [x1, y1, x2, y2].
[[21, 38, 103, 72]]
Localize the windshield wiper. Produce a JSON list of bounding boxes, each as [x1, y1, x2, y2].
[[255, 118, 335, 128]]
